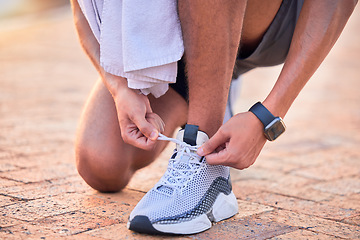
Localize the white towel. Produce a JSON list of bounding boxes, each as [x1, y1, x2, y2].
[[77, 0, 184, 98]]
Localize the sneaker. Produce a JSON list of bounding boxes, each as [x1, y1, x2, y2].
[[127, 124, 238, 235]]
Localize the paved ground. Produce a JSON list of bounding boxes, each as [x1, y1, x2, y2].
[[0, 4, 359, 240]]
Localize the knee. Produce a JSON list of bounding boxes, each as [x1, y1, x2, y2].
[[75, 142, 133, 193]]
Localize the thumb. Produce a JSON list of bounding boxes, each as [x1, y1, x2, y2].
[[197, 129, 229, 156]]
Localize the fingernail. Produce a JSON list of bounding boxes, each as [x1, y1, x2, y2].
[[197, 147, 204, 156], [150, 130, 158, 140]]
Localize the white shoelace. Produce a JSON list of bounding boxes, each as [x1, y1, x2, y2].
[[156, 133, 205, 193]]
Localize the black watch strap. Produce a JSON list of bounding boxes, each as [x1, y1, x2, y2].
[[249, 102, 275, 127]]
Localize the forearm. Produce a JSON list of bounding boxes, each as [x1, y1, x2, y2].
[[263, 0, 357, 117], [70, 0, 128, 92]]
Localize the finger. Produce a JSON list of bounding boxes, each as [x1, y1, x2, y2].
[[130, 114, 159, 141], [121, 123, 157, 150], [204, 148, 229, 166], [132, 135, 157, 150], [129, 137, 157, 151], [197, 128, 229, 156]]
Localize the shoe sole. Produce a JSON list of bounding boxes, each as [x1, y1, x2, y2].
[[127, 191, 238, 235]]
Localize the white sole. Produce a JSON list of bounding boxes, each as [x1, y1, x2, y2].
[[152, 191, 238, 235]]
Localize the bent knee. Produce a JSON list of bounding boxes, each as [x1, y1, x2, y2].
[[75, 144, 133, 193]]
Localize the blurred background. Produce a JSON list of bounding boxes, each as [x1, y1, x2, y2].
[[0, 0, 69, 19], [0, 0, 94, 164]]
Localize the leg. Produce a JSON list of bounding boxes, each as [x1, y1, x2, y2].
[[75, 79, 187, 192], [178, 0, 282, 136], [178, 0, 246, 137]]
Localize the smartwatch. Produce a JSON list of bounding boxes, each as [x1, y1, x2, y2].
[[249, 102, 286, 141]]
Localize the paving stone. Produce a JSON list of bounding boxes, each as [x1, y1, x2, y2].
[[231, 176, 316, 201], [33, 211, 118, 236], [82, 202, 132, 223], [0, 162, 20, 172], [342, 215, 360, 227], [0, 215, 25, 228], [188, 217, 297, 240], [312, 177, 360, 195], [0, 192, 111, 221], [3, 175, 91, 200], [85, 223, 189, 240], [231, 181, 262, 199], [0, 148, 18, 160], [291, 157, 360, 181], [235, 200, 274, 219], [230, 167, 318, 200], [243, 180, 356, 204], [1, 223, 68, 239], [231, 167, 285, 181], [49, 192, 113, 213], [0, 178, 23, 191], [83, 189, 145, 222], [0, 231, 20, 240], [0, 204, 43, 221], [245, 192, 360, 221], [322, 194, 360, 210], [275, 186, 335, 202], [93, 188, 145, 205], [67, 233, 109, 240], [251, 157, 302, 173], [262, 147, 343, 168], [3, 144, 60, 157], [9, 150, 75, 169], [0, 162, 77, 183], [267, 137, 341, 158], [268, 229, 332, 239], [256, 209, 360, 239], [0, 195, 17, 207]]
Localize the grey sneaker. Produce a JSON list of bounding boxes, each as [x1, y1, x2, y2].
[[127, 124, 238, 235]]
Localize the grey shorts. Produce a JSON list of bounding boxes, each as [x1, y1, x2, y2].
[[171, 0, 304, 101]]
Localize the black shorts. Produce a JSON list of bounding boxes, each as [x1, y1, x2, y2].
[[170, 0, 304, 102]]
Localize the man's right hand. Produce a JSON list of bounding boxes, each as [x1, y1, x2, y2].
[[104, 73, 165, 150], [71, 0, 164, 150]]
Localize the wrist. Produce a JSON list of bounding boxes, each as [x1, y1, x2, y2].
[[249, 102, 286, 141], [103, 72, 129, 97]]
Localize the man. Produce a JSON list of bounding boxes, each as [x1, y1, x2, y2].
[[71, 0, 357, 235]]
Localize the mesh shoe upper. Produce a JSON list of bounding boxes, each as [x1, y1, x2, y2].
[[128, 126, 232, 225]]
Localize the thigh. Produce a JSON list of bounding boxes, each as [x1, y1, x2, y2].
[[234, 0, 304, 77], [241, 0, 283, 57]]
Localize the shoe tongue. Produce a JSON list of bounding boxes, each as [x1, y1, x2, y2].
[[176, 124, 209, 146], [157, 125, 209, 195]]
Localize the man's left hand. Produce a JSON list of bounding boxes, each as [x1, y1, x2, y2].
[[197, 112, 267, 170]]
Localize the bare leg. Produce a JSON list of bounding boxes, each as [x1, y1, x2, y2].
[[178, 0, 247, 137], [75, 79, 187, 192], [178, 0, 282, 137]]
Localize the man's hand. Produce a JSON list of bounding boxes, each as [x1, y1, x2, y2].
[[104, 73, 165, 150], [71, 0, 164, 150], [197, 112, 266, 170]]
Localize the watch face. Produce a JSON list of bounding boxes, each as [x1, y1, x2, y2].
[[264, 118, 286, 141]]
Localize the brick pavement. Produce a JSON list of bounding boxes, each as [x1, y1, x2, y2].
[[0, 4, 359, 240]]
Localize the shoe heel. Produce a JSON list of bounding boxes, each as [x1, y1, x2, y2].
[[212, 191, 238, 222]]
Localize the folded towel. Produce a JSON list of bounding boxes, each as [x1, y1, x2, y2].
[[77, 0, 184, 98]]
